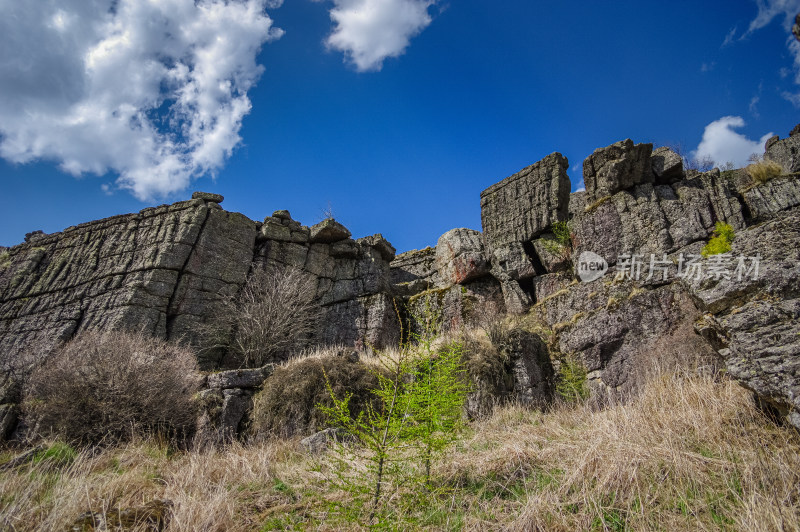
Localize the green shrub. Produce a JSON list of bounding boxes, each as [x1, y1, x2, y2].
[[701, 222, 735, 258], [551, 221, 571, 247], [23, 331, 201, 445], [556, 356, 589, 403]]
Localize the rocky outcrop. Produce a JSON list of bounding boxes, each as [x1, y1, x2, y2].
[[764, 125, 800, 175], [0, 198, 253, 365], [479, 153, 570, 312], [686, 206, 800, 429], [0, 197, 400, 371], [572, 170, 744, 268], [583, 139, 653, 201], [4, 122, 800, 440]]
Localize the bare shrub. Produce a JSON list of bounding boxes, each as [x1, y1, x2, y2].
[[22, 330, 201, 445], [206, 266, 320, 368]]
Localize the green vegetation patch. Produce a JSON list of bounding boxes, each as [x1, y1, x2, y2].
[[701, 221, 735, 258]]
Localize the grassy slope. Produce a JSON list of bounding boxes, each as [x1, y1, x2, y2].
[[1, 371, 799, 531]]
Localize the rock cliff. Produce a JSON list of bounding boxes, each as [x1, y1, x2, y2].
[[2, 123, 800, 437]]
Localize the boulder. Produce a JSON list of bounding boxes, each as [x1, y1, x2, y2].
[[532, 234, 570, 273], [301, 427, 350, 453], [651, 146, 684, 184], [309, 218, 352, 244], [192, 191, 224, 203], [23, 230, 46, 243], [357, 234, 396, 262], [260, 219, 292, 241], [272, 209, 292, 220], [435, 228, 490, 285], [480, 152, 571, 250], [488, 241, 538, 281], [207, 365, 275, 389], [583, 139, 653, 201]]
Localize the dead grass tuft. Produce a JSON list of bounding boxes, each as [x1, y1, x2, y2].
[[747, 160, 784, 184]]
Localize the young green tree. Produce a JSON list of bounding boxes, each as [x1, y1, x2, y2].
[[318, 297, 470, 525], [402, 303, 470, 487]]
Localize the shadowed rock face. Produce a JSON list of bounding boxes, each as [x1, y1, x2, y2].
[[686, 206, 800, 429]]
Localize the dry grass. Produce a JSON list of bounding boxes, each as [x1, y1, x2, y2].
[[2, 369, 799, 530], [747, 160, 784, 184], [441, 372, 800, 531]]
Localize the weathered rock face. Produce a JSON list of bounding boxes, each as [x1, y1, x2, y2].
[[390, 247, 440, 294], [742, 174, 800, 222], [764, 124, 800, 175], [480, 153, 571, 249], [0, 197, 400, 371], [0, 198, 254, 364], [250, 214, 400, 354], [479, 153, 570, 312], [572, 171, 744, 268], [685, 206, 800, 430], [583, 139, 653, 201]]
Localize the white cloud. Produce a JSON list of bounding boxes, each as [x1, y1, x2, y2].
[[0, 0, 283, 200], [743, 0, 800, 103], [745, 0, 800, 34], [322, 0, 436, 72], [692, 116, 774, 168], [722, 25, 738, 47]]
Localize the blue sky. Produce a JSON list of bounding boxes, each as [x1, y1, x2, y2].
[[1, 0, 799, 252]]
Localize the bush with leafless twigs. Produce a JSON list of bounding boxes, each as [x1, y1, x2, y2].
[[22, 330, 201, 445], [204, 266, 320, 368]]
